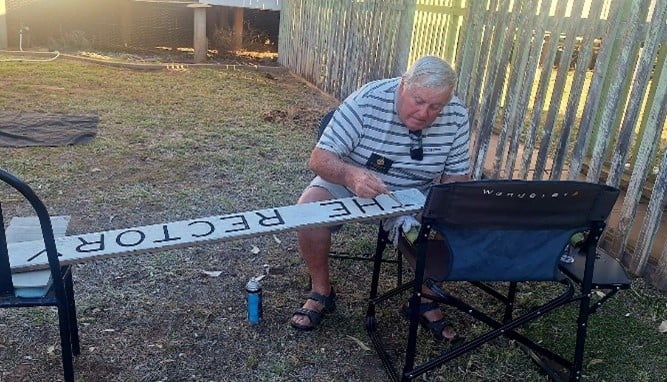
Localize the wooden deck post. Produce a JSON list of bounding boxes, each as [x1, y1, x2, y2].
[[0, 0, 7, 50], [120, 1, 132, 48], [232, 7, 244, 51], [188, 3, 211, 63]]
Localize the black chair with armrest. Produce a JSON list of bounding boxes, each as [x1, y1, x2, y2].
[[0, 168, 80, 382], [365, 180, 630, 381]]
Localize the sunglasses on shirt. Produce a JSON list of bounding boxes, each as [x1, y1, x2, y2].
[[409, 131, 423, 161]]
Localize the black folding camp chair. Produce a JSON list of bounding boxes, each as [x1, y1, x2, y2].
[[0, 168, 80, 382], [365, 180, 630, 381]]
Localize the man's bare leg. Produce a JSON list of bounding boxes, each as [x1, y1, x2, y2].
[[291, 186, 335, 328], [403, 241, 458, 340]]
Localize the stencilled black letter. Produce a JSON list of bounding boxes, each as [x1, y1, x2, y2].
[[321, 200, 351, 218], [188, 220, 215, 237], [352, 197, 384, 214], [256, 209, 285, 227], [220, 214, 250, 233], [154, 225, 182, 243], [76, 234, 105, 253], [116, 230, 146, 247]]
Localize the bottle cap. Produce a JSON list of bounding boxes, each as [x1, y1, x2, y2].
[[246, 278, 260, 291]]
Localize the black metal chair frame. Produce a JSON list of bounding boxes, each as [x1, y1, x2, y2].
[[365, 180, 630, 382], [0, 168, 80, 382]]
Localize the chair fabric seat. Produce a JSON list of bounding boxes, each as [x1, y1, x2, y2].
[[434, 228, 575, 281]]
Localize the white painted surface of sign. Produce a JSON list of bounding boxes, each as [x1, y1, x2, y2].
[[9, 189, 425, 272], [8, 215, 70, 296]]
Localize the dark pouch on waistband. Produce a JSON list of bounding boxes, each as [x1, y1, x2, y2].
[[366, 153, 393, 174]]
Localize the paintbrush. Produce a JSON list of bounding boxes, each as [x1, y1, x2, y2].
[[385, 192, 404, 207]]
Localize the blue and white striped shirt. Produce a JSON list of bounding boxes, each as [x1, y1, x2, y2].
[[317, 77, 470, 193]]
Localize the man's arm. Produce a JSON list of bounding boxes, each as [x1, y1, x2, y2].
[[308, 147, 388, 198]]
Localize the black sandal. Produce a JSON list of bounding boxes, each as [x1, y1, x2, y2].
[[290, 287, 337, 331], [401, 301, 464, 344]]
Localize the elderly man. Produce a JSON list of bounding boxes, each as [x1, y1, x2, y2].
[[291, 55, 470, 341]]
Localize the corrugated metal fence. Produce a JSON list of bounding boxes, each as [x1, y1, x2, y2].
[[278, 0, 667, 290]]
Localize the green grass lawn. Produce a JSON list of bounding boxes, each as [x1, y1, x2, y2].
[[0, 53, 665, 381]]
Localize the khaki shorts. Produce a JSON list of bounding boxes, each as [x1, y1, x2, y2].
[[306, 176, 354, 199], [304, 176, 354, 232]]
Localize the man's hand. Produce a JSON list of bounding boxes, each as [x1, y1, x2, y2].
[[308, 148, 388, 198], [348, 169, 388, 198]]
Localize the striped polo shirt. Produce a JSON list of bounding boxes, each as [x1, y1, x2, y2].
[[317, 77, 470, 193]]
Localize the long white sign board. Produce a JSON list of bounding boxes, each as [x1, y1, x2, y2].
[[9, 189, 425, 272]]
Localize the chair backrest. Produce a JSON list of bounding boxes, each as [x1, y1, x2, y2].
[[0, 168, 64, 295], [317, 109, 336, 140], [420, 180, 619, 282]]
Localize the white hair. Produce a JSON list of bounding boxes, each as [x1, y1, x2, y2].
[[402, 55, 457, 90]]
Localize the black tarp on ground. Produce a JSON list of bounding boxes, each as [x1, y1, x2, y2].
[[0, 112, 98, 147]]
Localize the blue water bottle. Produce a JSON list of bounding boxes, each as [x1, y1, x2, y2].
[[246, 277, 262, 325]]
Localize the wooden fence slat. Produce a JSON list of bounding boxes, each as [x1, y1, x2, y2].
[[322, 0, 331, 84], [607, 0, 667, 266], [629, 48, 667, 168], [471, 0, 508, 179], [342, 1, 361, 98], [600, 3, 653, 176], [466, 0, 497, 162], [624, 38, 667, 274], [567, 0, 625, 180], [313, 0, 322, 88], [322, 0, 333, 93], [586, 0, 646, 182], [435, 9, 446, 59], [533, 0, 585, 180], [550, 0, 605, 179], [638, 141, 667, 276], [456, 0, 482, 105], [396, 0, 416, 76], [490, 0, 530, 178], [518, 1, 567, 180], [503, 0, 550, 179], [332, 1, 349, 97], [491, 0, 529, 178], [652, 232, 667, 291], [443, 0, 461, 62], [607, 2, 666, 187]]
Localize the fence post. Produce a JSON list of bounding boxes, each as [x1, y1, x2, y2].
[[395, 0, 416, 76]]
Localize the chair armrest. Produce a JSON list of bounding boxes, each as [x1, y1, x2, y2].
[[559, 249, 631, 290]]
